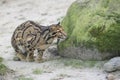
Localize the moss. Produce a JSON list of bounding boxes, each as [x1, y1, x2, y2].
[[0, 57, 3, 63], [57, 58, 104, 68], [0, 57, 7, 75], [0, 57, 10, 76], [59, 0, 120, 53], [62, 59, 83, 68], [0, 63, 8, 75], [18, 75, 33, 80], [32, 68, 44, 75]]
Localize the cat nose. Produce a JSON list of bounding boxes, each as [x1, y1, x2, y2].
[[62, 31, 67, 37], [64, 35, 68, 40], [63, 33, 67, 39]]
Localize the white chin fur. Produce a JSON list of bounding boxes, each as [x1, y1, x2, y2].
[[59, 35, 67, 42], [52, 38, 58, 44], [59, 38, 65, 42]]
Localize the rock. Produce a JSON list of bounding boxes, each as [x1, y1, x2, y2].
[[103, 57, 120, 72], [59, 47, 119, 60], [43, 45, 60, 60], [59, 0, 120, 60], [106, 74, 116, 80]]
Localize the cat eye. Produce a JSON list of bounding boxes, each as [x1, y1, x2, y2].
[[52, 32, 57, 35]]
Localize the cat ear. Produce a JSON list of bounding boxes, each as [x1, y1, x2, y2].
[[49, 25, 56, 31], [57, 22, 60, 26]]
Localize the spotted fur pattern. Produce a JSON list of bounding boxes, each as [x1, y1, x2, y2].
[[11, 20, 67, 62]]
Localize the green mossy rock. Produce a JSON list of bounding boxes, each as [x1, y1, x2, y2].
[[59, 0, 120, 60]]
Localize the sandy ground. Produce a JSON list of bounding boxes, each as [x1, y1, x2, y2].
[[0, 0, 110, 80]]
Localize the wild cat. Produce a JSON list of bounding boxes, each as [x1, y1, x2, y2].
[[11, 20, 67, 62]]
